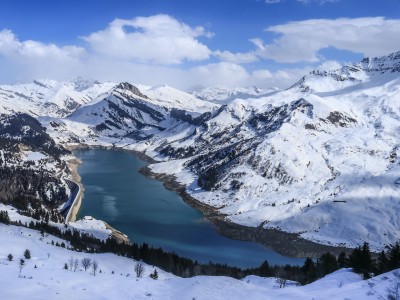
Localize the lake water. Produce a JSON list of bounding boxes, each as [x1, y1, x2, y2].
[[75, 149, 304, 268]]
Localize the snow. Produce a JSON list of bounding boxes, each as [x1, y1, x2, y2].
[[69, 216, 111, 241], [40, 55, 400, 251], [22, 151, 46, 162], [192, 86, 281, 104], [138, 84, 219, 113], [0, 78, 116, 118], [2, 52, 400, 298], [0, 222, 398, 299], [2, 51, 400, 253]]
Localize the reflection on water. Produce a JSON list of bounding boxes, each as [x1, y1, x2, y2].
[[75, 149, 305, 268]]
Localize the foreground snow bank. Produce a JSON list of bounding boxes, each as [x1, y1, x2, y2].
[[0, 223, 398, 299]]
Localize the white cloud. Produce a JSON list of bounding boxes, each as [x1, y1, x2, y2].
[[82, 14, 212, 65], [254, 17, 400, 63], [0, 29, 86, 83], [297, 0, 339, 4], [0, 27, 352, 91], [266, 0, 340, 4], [0, 29, 85, 60], [214, 50, 259, 64], [189, 62, 250, 87], [316, 60, 342, 71], [252, 69, 273, 80], [2, 15, 399, 92]]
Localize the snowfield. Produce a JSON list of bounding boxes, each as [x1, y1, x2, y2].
[[1, 51, 400, 254], [0, 223, 399, 300]]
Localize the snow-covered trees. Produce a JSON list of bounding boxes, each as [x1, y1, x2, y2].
[[81, 257, 92, 271], [74, 258, 79, 272], [0, 211, 11, 224], [68, 256, 74, 271], [92, 260, 98, 276], [19, 259, 25, 274], [135, 261, 145, 278]]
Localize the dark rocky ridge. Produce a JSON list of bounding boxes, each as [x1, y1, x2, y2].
[[0, 113, 69, 208]]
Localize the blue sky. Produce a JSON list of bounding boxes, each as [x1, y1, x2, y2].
[[0, 0, 399, 89]]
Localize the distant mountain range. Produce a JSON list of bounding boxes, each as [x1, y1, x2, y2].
[[1, 50, 400, 251]]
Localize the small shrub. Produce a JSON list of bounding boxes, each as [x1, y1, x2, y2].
[[149, 269, 158, 280], [134, 261, 145, 278]]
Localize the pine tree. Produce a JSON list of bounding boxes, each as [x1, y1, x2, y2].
[[337, 252, 348, 268], [0, 211, 11, 224], [349, 242, 373, 279], [301, 257, 317, 283], [376, 250, 389, 274], [259, 260, 271, 277], [317, 253, 338, 277], [24, 249, 31, 259], [389, 243, 400, 270]]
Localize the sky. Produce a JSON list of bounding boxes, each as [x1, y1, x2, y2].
[[0, 0, 399, 90]]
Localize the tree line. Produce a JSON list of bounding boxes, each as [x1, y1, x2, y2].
[[1, 209, 400, 284]]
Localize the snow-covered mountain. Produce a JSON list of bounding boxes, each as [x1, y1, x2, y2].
[[1, 50, 400, 253], [0, 78, 115, 118], [292, 50, 400, 93], [192, 86, 281, 104]]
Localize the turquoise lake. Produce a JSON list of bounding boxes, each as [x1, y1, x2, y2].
[[75, 149, 304, 268]]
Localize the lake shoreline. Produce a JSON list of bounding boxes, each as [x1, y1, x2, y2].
[[65, 145, 132, 244], [139, 165, 352, 258], [67, 143, 352, 258]]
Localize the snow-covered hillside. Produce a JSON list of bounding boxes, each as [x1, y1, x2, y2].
[[1, 50, 400, 253], [0, 78, 115, 117], [192, 86, 281, 104], [0, 222, 398, 300]]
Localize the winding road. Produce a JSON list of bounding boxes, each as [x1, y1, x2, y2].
[[60, 178, 82, 222]]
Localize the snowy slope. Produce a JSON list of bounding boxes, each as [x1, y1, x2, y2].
[[192, 86, 281, 104], [68, 51, 400, 252], [0, 222, 398, 300], [0, 78, 115, 117], [138, 84, 218, 113], [2, 50, 400, 253]]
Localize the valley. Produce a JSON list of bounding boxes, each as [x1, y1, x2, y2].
[[1, 51, 400, 256]]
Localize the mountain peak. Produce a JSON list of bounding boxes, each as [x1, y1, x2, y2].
[[290, 50, 400, 93], [360, 50, 400, 73], [114, 82, 149, 99]]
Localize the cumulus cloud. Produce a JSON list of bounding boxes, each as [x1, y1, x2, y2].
[[254, 17, 400, 63], [82, 14, 212, 65], [316, 60, 342, 71], [0, 29, 85, 60], [297, 0, 339, 4], [0, 29, 86, 83], [183, 62, 311, 89], [1, 15, 399, 91], [188, 62, 250, 87], [214, 50, 259, 64], [266, 0, 339, 4], [265, 0, 283, 3]]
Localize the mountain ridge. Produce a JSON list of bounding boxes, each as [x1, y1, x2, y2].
[[1, 50, 400, 252]]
